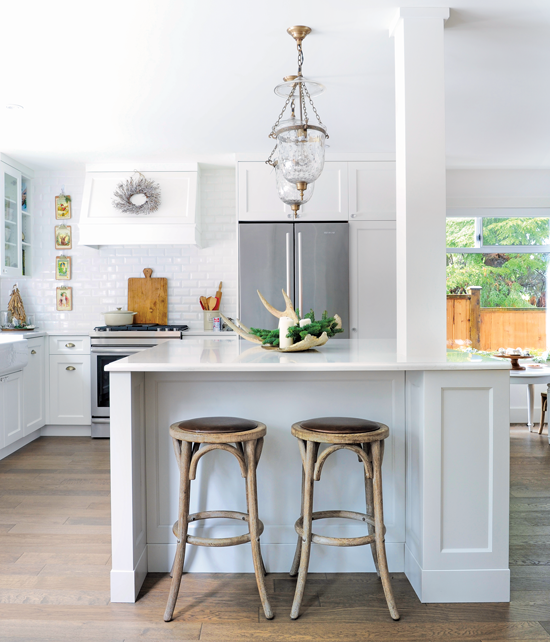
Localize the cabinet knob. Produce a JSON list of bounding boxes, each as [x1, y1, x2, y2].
[[287, 214, 292, 219], [352, 328, 357, 332], [66, 343, 75, 348], [31, 349, 36, 355], [351, 214, 357, 219], [66, 366, 76, 371]]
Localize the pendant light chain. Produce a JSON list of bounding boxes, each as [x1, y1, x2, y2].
[[268, 83, 297, 141], [303, 83, 328, 138]]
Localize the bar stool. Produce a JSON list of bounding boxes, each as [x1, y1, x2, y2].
[[164, 416, 273, 622], [289, 417, 399, 621]]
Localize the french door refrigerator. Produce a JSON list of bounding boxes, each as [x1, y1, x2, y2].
[[239, 222, 349, 339]]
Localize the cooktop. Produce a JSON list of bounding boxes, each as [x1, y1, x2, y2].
[[93, 324, 189, 332]]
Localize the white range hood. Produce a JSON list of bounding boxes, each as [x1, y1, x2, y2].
[[79, 164, 201, 247]]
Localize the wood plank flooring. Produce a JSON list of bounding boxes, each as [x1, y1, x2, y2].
[[0, 427, 548, 641]]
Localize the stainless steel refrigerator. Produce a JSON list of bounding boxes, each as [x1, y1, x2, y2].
[[239, 222, 349, 338]]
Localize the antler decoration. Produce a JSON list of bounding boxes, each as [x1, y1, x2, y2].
[[221, 289, 336, 352], [257, 289, 299, 324]]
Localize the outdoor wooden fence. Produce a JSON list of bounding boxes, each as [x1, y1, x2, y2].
[[447, 287, 546, 351]]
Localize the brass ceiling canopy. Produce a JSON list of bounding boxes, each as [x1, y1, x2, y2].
[[287, 25, 312, 45]]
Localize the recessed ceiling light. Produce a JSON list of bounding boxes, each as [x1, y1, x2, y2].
[[5, 104, 23, 111]]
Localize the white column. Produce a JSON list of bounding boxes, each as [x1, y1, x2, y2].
[[390, 8, 449, 361]]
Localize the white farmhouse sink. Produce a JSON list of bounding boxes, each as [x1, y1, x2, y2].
[[0, 335, 28, 376]]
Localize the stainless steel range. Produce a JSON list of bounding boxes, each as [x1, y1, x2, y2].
[[90, 324, 188, 438]]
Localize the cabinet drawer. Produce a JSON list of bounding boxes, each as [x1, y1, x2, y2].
[[49, 335, 90, 355], [49, 355, 91, 425]]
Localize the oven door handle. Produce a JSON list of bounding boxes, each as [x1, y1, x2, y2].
[[91, 347, 149, 354]]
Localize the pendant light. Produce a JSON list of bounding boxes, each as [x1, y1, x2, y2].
[[266, 26, 328, 217]]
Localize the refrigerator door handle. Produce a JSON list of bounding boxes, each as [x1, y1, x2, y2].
[[298, 231, 303, 319], [286, 232, 291, 296]]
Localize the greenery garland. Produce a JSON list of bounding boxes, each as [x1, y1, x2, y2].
[[250, 310, 343, 347]]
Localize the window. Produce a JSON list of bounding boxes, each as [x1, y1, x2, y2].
[[446, 216, 549, 352]]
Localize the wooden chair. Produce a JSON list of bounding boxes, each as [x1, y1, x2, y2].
[[164, 416, 273, 622], [539, 392, 547, 434], [289, 417, 400, 621]]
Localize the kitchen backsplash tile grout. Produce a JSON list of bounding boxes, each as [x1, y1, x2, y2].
[[1, 168, 237, 331]]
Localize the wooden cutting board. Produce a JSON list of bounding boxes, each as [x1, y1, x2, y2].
[[128, 268, 168, 324]]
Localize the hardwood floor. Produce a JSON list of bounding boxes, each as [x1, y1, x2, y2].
[[0, 428, 548, 641]]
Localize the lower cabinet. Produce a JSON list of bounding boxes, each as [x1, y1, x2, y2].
[[24, 336, 46, 435], [350, 220, 397, 341], [1, 371, 24, 447], [49, 354, 91, 425]]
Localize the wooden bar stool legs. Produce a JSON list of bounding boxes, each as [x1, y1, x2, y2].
[[290, 440, 317, 619], [164, 440, 192, 622], [289, 419, 399, 622], [164, 419, 273, 622]]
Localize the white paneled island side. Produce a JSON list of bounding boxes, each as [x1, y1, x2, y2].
[[106, 339, 511, 605]]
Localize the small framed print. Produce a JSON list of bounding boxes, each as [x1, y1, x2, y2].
[[56, 286, 72, 311], [55, 194, 71, 219], [55, 225, 72, 250], [55, 256, 71, 280]]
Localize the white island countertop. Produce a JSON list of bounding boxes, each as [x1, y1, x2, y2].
[[106, 338, 512, 372]]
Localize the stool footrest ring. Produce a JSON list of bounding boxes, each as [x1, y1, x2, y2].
[[295, 510, 385, 547], [172, 510, 264, 547]]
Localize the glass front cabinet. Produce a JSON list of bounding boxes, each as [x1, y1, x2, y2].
[[0, 158, 32, 277]]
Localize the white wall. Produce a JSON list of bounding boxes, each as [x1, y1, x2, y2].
[[2, 168, 237, 331]]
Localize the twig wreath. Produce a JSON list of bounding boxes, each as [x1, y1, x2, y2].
[[112, 171, 161, 215]]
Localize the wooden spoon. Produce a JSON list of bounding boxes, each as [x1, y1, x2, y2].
[[200, 296, 209, 310], [207, 296, 217, 310]]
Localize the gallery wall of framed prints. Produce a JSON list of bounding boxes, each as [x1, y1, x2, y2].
[[54, 191, 72, 311]]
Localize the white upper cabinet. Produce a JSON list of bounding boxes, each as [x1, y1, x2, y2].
[[238, 160, 395, 222], [0, 156, 33, 278], [299, 162, 349, 221], [238, 162, 289, 221], [79, 164, 202, 247], [349, 162, 396, 221], [238, 161, 348, 222]]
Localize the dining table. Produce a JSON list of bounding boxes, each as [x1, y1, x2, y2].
[[509, 365, 550, 441]]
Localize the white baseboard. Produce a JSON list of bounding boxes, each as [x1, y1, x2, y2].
[[0, 431, 41, 461], [110, 546, 148, 603], [40, 425, 91, 437], [405, 545, 509, 602], [146, 542, 405, 574]]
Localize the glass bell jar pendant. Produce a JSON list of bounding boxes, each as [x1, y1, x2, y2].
[[266, 26, 328, 204]]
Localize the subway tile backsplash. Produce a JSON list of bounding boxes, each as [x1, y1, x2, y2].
[[2, 168, 237, 331]]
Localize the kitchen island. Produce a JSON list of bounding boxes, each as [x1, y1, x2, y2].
[[107, 339, 511, 604]]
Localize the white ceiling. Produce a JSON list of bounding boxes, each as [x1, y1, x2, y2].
[[1, 0, 549, 170]]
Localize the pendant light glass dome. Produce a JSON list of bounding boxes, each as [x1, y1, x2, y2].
[[274, 159, 315, 214], [275, 116, 326, 188]]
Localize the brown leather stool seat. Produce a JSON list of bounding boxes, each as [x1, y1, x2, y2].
[[298, 416, 382, 434], [172, 416, 258, 434]]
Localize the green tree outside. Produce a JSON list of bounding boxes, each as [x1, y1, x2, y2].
[[446, 218, 549, 308]]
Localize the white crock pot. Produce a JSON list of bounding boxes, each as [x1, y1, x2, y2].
[[102, 308, 137, 326]]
